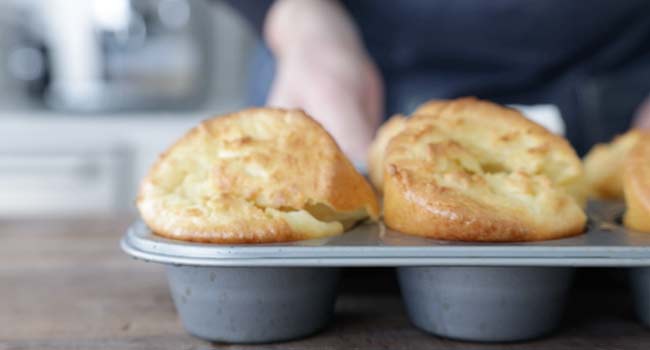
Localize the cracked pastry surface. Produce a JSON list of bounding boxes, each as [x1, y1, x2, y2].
[[138, 108, 379, 243], [624, 136, 650, 232], [584, 130, 650, 232], [381, 97, 586, 242], [367, 100, 448, 192], [367, 114, 406, 191], [584, 130, 649, 200]]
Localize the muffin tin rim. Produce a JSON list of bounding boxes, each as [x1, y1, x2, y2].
[[121, 201, 650, 267]]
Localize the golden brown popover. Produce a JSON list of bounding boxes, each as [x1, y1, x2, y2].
[[367, 100, 448, 192], [138, 108, 379, 243], [367, 114, 406, 191], [378, 97, 586, 241], [623, 135, 650, 232], [584, 130, 649, 200]]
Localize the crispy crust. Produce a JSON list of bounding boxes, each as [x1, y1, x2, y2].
[[367, 114, 407, 191], [366, 100, 448, 192], [623, 136, 650, 232], [412, 99, 450, 116], [137, 108, 379, 243], [584, 130, 649, 200], [382, 97, 586, 242]]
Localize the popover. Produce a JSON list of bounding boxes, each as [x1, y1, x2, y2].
[[378, 97, 586, 241], [138, 108, 379, 243]]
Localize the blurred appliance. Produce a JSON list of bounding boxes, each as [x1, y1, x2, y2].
[[0, 1, 254, 216], [2, 0, 214, 112]]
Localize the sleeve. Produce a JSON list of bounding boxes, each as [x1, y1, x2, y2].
[[219, 0, 274, 35]]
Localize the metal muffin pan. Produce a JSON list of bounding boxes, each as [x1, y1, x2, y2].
[[166, 265, 339, 343], [121, 201, 650, 343], [398, 266, 574, 342]]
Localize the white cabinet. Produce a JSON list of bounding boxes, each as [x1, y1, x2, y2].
[[0, 147, 132, 215], [0, 110, 232, 216]]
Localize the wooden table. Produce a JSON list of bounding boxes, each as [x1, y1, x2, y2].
[[2, 216, 649, 349]]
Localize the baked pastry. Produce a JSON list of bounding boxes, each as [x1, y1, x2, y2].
[[382, 97, 586, 241], [584, 130, 648, 199], [623, 136, 650, 232], [584, 130, 650, 232], [138, 108, 379, 243], [584, 129, 650, 232], [412, 99, 451, 116], [367, 114, 406, 191], [367, 100, 448, 191]]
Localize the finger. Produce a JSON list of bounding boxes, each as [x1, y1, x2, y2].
[[307, 90, 373, 165], [266, 77, 299, 109], [362, 62, 385, 130], [633, 96, 650, 129]]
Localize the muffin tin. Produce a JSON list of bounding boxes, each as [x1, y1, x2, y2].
[[121, 201, 650, 343]]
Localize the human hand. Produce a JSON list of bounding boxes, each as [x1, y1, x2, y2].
[[264, 0, 384, 166], [633, 95, 650, 129]]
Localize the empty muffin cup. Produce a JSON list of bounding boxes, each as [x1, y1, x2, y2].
[[397, 266, 574, 342], [166, 266, 339, 343], [630, 267, 650, 327]]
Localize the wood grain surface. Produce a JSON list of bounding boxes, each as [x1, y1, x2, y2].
[[1, 216, 649, 349]]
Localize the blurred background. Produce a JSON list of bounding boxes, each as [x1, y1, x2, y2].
[[1, 0, 648, 218], [0, 0, 255, 216]]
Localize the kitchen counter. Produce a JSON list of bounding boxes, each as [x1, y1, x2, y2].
[[2, 216, 650, 349]]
